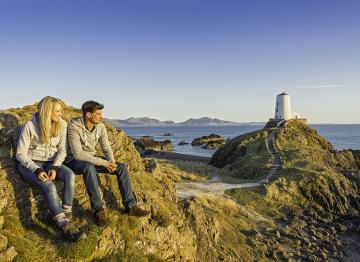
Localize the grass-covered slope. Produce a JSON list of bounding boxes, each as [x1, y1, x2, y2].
[[210, 129, 273, 179], [271, 120, 360, 215]]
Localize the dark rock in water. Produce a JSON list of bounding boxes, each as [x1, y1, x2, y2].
[[143, 159, 157, 173], [163, 133, 173, 136], [134, 136, 173, 152], [178, 141, 189, 146], [191, 134, 225, 148]]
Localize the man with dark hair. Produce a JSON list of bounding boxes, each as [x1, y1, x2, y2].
[[81, 101, 104, 116], [65, 100, 149, 226]]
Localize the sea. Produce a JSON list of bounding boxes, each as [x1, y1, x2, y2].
[[119, 125, 360, 157]]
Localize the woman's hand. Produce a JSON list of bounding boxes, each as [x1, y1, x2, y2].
[[48, 170, 57, 181], [38, 172, 49, 181]]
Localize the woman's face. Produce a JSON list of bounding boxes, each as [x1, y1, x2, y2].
[[51, 103, 63, 122]]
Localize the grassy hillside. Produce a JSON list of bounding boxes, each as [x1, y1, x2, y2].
[[220, 120, 360, 260]]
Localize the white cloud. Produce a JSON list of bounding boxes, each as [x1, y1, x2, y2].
[[288, 84, 347, 89], [259, 84, 348, 90]]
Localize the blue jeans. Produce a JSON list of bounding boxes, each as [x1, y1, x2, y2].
[[17, 161, 75, 217], [65, 160, 136, 212]]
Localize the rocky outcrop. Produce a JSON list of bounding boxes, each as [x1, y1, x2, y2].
[[178, 141, 189, 146], [0, 104, 213, 261], [134, 136, 173, 152], [191, 134, 226, 149], [210, 130, 272, 179], [201, 139, 228, 149]]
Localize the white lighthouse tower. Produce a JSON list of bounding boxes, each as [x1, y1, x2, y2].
[[268, 92, 305, 127], [274, 92, 301, 121], [275, 92, 291, 120]]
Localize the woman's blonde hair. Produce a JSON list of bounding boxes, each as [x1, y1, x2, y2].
[[38, 96, 65, 144]]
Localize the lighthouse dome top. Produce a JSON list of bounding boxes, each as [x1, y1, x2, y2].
[[278, 92, 288, 96]]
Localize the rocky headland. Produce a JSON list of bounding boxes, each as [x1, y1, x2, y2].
[[0, 104, 359, 261]]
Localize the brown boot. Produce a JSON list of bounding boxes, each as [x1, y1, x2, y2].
[[126, 206, 150, 217], [94, 207, 108, 226]]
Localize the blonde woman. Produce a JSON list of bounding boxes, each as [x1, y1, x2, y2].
[[16, 96, 85, 242]]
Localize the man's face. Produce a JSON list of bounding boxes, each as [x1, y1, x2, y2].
[[87, 109, 103, 124]]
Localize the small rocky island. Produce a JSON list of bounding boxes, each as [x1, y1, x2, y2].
[[134, 136, 173, 153], [191, 134, 227, 149]]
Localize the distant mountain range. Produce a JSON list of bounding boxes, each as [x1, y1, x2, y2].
[[107, 117, 266, 127]]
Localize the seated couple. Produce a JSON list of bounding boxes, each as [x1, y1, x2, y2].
[[16, 96, 149, 242]]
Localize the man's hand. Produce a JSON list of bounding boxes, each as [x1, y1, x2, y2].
[[38, 171, 49, 181], [48, 170, 57, 181], [106, 161, 117, 173]]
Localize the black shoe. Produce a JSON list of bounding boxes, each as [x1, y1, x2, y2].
[[125, 206, 150, 217], [94, 207, 108, 226], [61, 223, 87, 242]]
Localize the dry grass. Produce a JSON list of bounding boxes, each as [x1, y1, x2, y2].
[[154, 158, 217, 182]]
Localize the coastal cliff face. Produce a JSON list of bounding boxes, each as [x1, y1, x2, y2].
[[0, 105, 360, 261]]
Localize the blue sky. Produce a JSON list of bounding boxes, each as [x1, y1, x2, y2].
[[0, 0, 359, 123]]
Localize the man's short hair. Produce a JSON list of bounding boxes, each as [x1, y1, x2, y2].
[[82, 101, 104, 116]]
